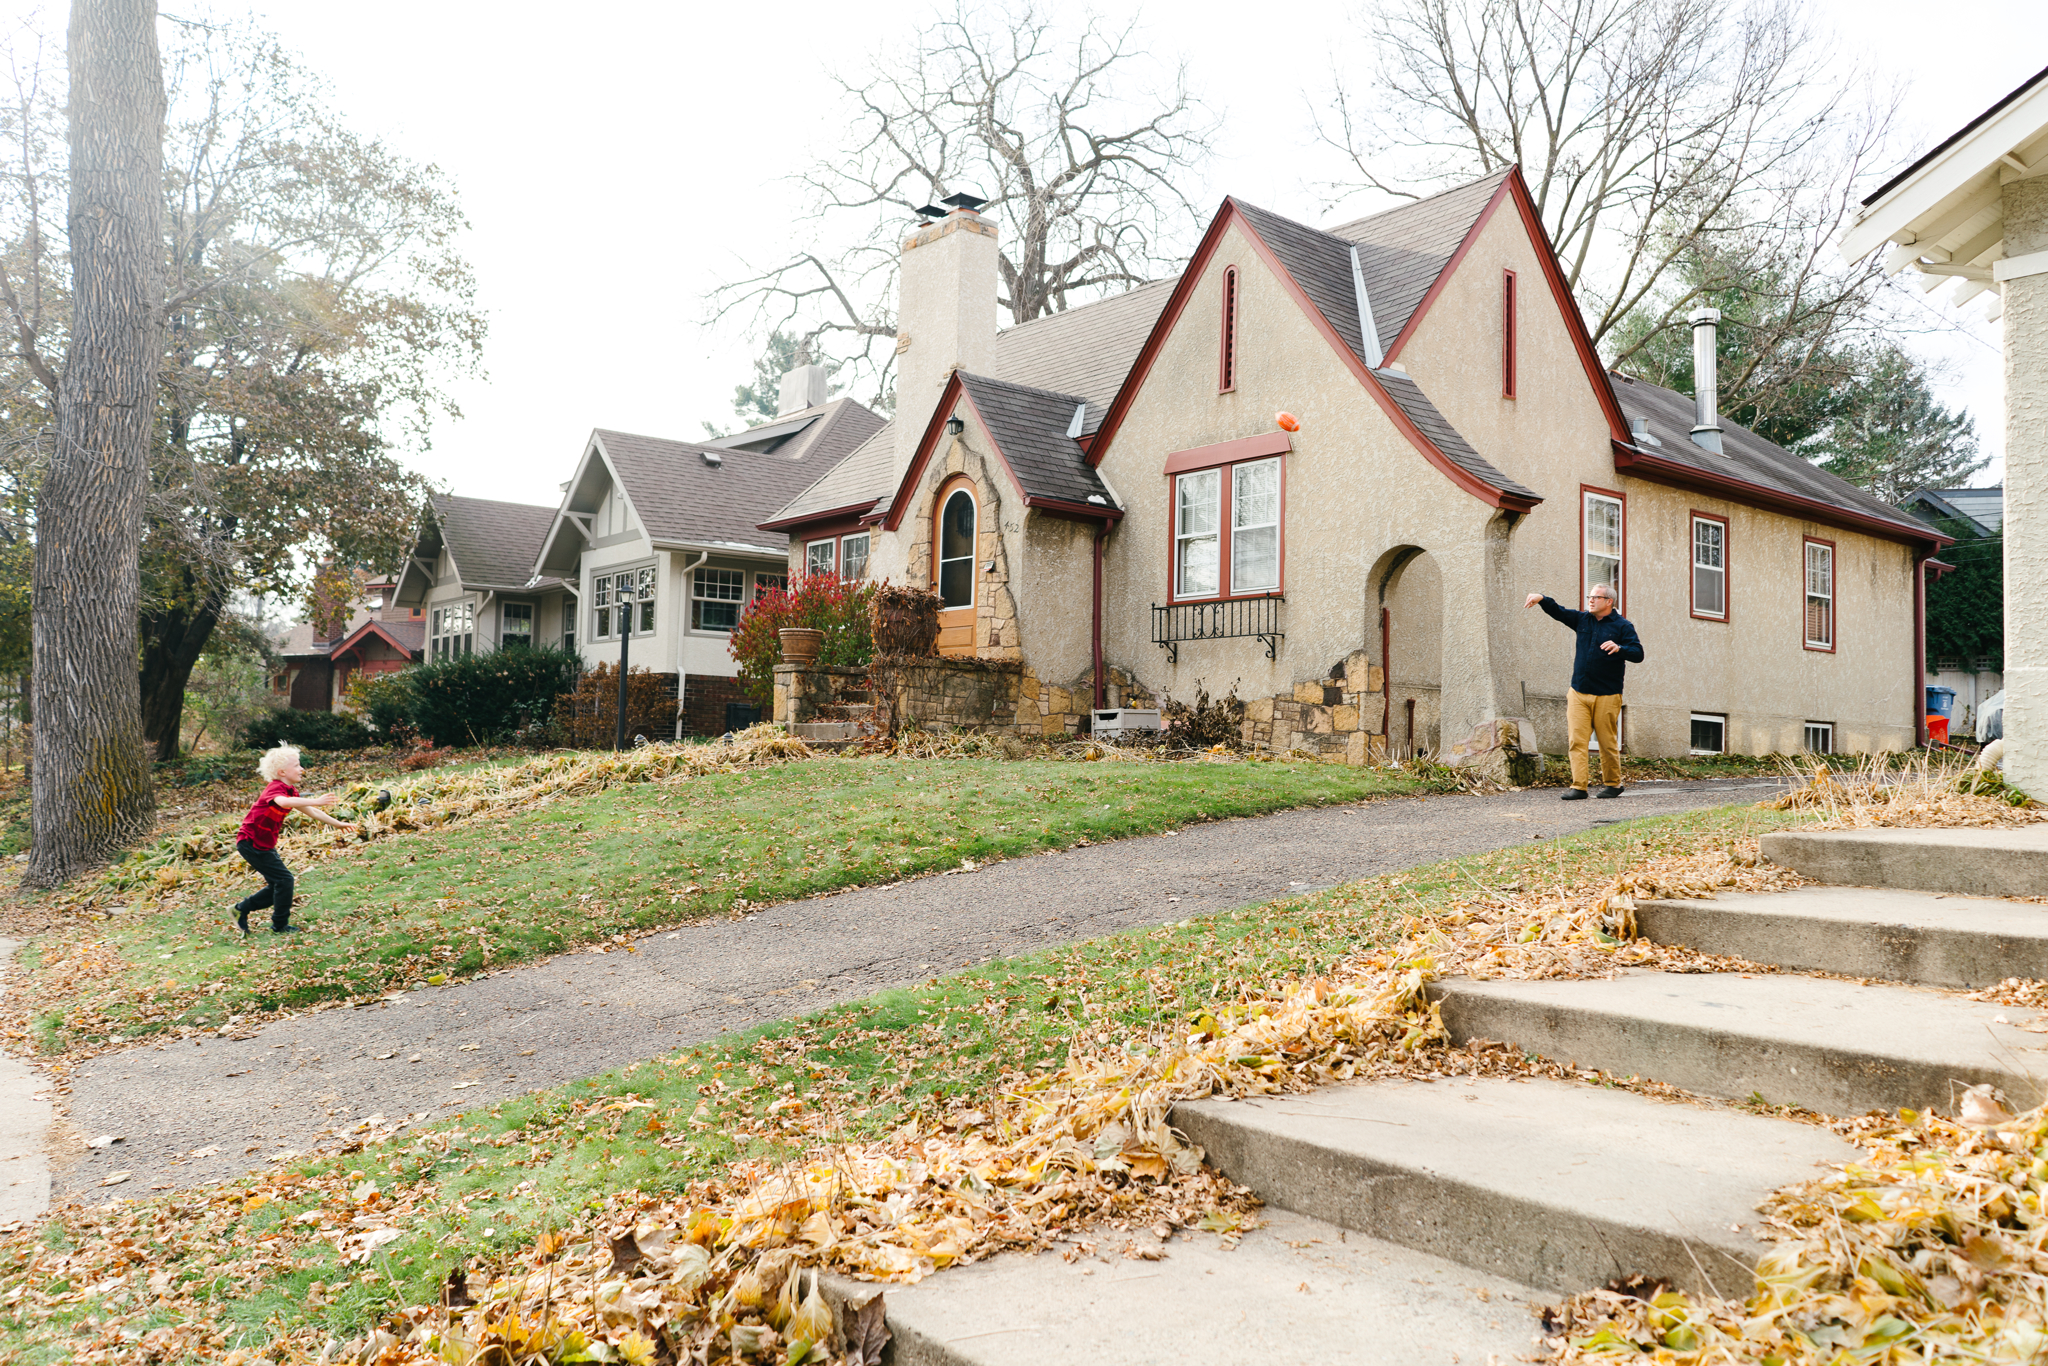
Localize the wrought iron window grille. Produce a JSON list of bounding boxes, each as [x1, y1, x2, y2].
[[1152, 593, 1283, 664]]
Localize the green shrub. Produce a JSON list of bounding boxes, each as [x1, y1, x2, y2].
[[729, 574, 877, 707], [239, 708, 375, 751], [406, 646, 583, 747], [343, 670, 416, 738]]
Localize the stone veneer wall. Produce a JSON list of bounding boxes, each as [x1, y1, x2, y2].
[[1239, 649, 1389, 764]]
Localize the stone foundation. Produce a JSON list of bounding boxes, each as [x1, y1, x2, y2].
[[1239, 649, 1387, 762]]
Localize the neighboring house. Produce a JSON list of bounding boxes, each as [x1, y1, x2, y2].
[[1902, 485, 2002, 537], [273, 576, 424, 711], [531, 394, 883, 735], [765, 171, 1949, 761], [391, 495, 574, 662]]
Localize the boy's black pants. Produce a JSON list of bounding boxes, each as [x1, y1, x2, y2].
[[235, 840, 294, 929]]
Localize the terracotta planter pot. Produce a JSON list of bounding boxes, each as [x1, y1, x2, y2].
[[779, 628, 826, 666]]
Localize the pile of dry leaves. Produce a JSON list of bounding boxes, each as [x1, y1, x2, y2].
[[1764, 752, 2043, 829]]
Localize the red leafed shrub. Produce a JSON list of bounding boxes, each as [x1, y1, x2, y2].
[[730, 574, 878, 707]]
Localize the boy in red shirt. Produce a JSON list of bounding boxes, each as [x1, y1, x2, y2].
[[235, 745, 357, 934]]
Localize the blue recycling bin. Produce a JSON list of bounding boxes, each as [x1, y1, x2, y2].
[[1925, 685, 1956, 719]]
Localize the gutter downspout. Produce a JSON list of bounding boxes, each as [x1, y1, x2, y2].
[[676, 551, 709, 740], [1914, 552, 1930, 748], [1092, 524, 1107, 711]]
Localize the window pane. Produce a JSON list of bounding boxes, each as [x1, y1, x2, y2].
[[1585, 495, 1620, 557], [1586, 553, 1620, 598], [693, 599, 740, 631], [1230, 460, 1279, 593], [841, 534, 869, 580], [1693, 520, 1723, 570], [596, 605, 611, 637], [939, 558, 973, 607], [1233, 459, 1278, 530], [1178, 532, 1219, 598], [755, 572, 787, 595], [941, 491, 975, 561], [1694, 564, 1724, 616], [807, 540, 836, 576], [1690, 716, 1724, 753], [1233, 525, 1278, 593], [1177, 469, 1219, 537]]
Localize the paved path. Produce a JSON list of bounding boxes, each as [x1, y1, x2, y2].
[[49, 777, 1779, 1200]]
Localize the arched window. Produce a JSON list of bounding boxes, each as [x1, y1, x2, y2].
[[1218, 266, 1239, 392], [938, 488, 976, 607]]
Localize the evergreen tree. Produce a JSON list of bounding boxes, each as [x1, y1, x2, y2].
[[1924, 514, 2003, 672]]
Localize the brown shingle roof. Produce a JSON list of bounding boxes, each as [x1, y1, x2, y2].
[[958, 373, 1115, 508], [1327, 171, 1511, 356], [434, 495, 561, 591], [1375, 370, 1540, 504], [1609, 375, 1937, 540], [598, 430, 824, 554]]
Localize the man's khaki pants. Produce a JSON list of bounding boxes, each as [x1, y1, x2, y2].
[[1566, 689, 1623, 790]]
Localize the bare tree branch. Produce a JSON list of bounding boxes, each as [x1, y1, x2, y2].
[[708, 2, 1214, 404]]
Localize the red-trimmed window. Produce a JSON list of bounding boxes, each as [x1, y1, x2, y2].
[[1502, 269, 1517, 399], [1690, 513, 1727, 621], [1580, 487, 1624, 611], [1218, 265, 1239, 393], [1804, 538, 1835, 651], [1171, 454, 1283, 602]]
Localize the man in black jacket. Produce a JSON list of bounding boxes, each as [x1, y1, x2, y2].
[[1525, 584, 1644, 799]]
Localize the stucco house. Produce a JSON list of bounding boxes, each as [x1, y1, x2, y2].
[[391, 495, 575, 662], [765, 169, 1950, 763]]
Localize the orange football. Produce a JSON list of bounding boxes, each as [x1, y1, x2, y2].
[[1275, 411, 1300, 432]]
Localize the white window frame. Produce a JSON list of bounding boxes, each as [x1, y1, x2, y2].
[[1804, 721, 1834, 755], [1230, 457, 1281, 594], [1689, 712, 1726, 755], [1173, 467, 1222, 600], [1583, 490, 1623, 607], [560, 594, 577, 653], [1691, 516, 1726, 621], [500, 601, 533, 649], [592, 565, 656, 640], [1804, 540, 1835, 651], [805, 539, 836, 577], [691, 566, 747, 633], [937, 488, 977, 609], [430, 599, 475, 660], [840, 531, 871, 581]]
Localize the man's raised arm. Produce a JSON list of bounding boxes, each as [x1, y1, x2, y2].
[[1525, 592, 1579, 627]]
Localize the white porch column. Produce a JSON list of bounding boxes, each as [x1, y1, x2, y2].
[[2004, 178, 2048, 797]]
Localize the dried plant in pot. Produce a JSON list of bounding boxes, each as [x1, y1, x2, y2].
[[777, 628, 826, 666], [870, 584, 942, 657]]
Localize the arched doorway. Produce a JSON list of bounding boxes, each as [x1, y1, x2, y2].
[[934, 478, 978, 656], [1377, 547, 1443, 760]]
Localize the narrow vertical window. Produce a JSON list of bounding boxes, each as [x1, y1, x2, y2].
[[1218, 266, 1239, 393], [938, 489, 976, 607], [1804, 540, 1834, 650], [1502, 269, 1517, 399], [1174, 469, 1221, 597], [593, 575, 612, 639], [1691, 515, 1726, 620], [1583, 490, 1622, 606], [1230, 458, 1280, 593]]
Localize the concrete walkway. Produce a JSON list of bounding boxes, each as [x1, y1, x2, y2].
[[0, 938, 54, 1226], [44, 777, 1778, 1201]]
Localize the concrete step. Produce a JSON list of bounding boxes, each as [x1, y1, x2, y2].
[[843, 1205, 1543, 1366], [1172, 1075, 1851, 1298], [1434, 970, 2048, 1116], [1761, 826, 2048, 897], [791, 721, 869, 741], [1638, 886, 2048, 989]]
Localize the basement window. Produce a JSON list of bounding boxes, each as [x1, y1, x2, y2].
[[1689, 713, 1726, 755], [1804, 722, 1834, 755]]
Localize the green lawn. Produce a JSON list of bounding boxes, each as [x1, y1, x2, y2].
[[0, 798, 1809, 1362], [20, 755, 1436, 1052]]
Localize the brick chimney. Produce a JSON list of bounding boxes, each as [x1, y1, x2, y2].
[[894, 198, 997, 473]]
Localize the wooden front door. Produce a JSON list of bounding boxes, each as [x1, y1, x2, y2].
[[934, 481, 978, 656]]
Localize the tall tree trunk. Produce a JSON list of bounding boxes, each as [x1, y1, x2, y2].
[[26, 0, 165, 888], [139, 567, 227, 761]]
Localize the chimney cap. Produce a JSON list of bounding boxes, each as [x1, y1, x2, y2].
[[915, 204, 946, 219], [941, 191, 987, 212], [1688, 306, 1723, 325]]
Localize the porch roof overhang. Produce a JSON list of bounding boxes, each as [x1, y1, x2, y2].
[[1840, 63, 2048, 322]]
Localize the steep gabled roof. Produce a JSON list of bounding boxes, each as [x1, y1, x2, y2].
[[1087, 190, 1542, 512], [1903, 486, 2002, 536], [1327, 171, 1513, 360], [594, 430, 822, 555], [433, 495, 561, 591], [331, 617, 425, 659], [1609, 376, 1948, 550], [703, 397, 885, 463]]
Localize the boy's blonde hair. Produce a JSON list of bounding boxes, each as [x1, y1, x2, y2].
[[258, 745, 301, 783]]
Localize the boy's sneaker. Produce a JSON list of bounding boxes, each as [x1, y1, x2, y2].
[[1560, 787, 1589, 801], [1595, 785, 1625, 798], [235, 906, 250, 936], [272, 923, 303, 934]]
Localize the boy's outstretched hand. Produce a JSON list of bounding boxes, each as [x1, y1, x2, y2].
[[1524, 592, 1544, 608]]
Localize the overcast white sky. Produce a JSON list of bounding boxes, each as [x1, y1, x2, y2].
[[9, 0, 2041, 505]]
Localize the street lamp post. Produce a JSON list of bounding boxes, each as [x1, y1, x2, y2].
[[615, 581, 645, 751]]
